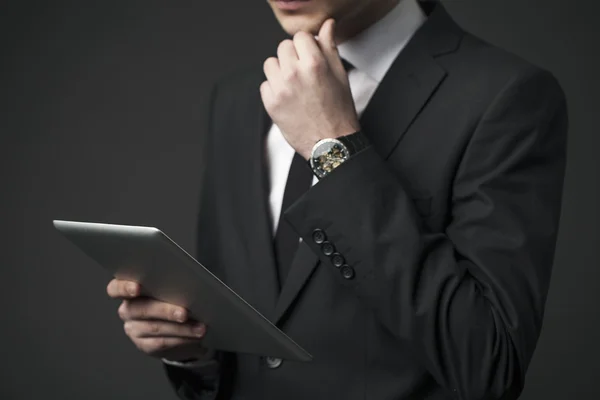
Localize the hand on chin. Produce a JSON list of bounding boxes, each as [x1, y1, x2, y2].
[[260, 18, 360, 160]]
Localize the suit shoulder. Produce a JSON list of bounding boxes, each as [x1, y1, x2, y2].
[[444, 30, 565, 103], [454, 32, 557, 86]]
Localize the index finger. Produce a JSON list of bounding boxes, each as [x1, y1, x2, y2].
[[317, 19, 344, 73], [317, 18, 337, 52], [106, 279, 141, 299], [292, 31, 322, 64]]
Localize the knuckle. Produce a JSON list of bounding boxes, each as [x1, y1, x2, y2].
[[137, 302, 148, 319], [149, 321, 160, 335], [277, 39, 293, 53], [126, 282, 139, 297], [306, 56, 324, 72], [263, 57, 276, 71], [166, 304, 176, 320], [260, 81, 269, 93], [273, 89, 288, 104], [170, 306, 185, 321], [281, 87, 293, 98], [110, 280, 127, 297], [293, 31, 310, 42], [262, 96, 274, 111], [282, 68, 297, 82], [120, 282, 131, 297]]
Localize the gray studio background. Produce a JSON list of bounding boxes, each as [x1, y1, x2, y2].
[[1, 0, 598, 399]]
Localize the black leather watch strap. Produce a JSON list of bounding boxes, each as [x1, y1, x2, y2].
[[338, 131, 371, 156]]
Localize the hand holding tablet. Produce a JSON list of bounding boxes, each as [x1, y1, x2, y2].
[[106, 279, 209, 362], [54, 220, 312, 362]]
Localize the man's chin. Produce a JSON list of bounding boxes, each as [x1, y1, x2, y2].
[[277, 14, 328, 36]]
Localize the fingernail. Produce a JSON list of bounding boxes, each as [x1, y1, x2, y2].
[[194, 323, 205, 337], [174, 309, 185, 322], [127, 283, 137, 296]]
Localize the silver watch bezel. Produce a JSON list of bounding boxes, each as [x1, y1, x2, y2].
[[309, 138, 350, 179]]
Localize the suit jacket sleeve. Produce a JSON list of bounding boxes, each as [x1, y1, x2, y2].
[[284, 66, 568, 400], [164, 81, 235, 400]]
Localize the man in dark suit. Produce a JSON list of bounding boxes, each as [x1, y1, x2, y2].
[[107, 0, 567, 399]]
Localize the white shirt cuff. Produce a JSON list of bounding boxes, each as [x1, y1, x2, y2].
[[162, 349, 217, 369]]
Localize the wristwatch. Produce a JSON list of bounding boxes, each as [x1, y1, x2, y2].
[[309, 131, 370, 179]]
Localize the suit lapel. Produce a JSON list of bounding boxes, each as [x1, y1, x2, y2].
[[271, 2, 463, 326], [360, 43, 446, 159], [272, 240, 319, 324], [236, 83, 280, 320]]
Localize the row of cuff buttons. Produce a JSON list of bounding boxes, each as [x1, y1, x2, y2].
[[312, 229, 355, 280], [262, 230, 355, 371]]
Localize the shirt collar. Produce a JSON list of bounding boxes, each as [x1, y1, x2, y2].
[[337, 0, 427, 83]]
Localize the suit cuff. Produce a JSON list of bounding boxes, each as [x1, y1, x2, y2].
[[284, 147, 420, 287]]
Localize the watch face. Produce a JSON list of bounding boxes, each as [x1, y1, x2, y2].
[[310, 139, 350, 178]]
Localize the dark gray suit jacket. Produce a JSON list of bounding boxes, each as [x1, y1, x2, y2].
[[165, 2, 568, 399]]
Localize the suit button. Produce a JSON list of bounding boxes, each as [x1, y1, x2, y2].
[[341, 265, 355, 279], [321, 241, 335, 256], [331, 253, 345, 268], [265, 356, 283, 369], [312, 229, 326, 244]]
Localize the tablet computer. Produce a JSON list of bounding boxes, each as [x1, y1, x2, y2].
[[53, 219, 312, 362]]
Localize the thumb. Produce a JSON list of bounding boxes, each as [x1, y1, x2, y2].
[[317, 19, 344, 74]]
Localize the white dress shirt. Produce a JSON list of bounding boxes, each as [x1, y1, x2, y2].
[[165, 0, 426, 370]]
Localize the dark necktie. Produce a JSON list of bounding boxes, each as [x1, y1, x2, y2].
[[273, 59, 354, 288], [341, 58, 354, 73], [274, 152, 313, 287]]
